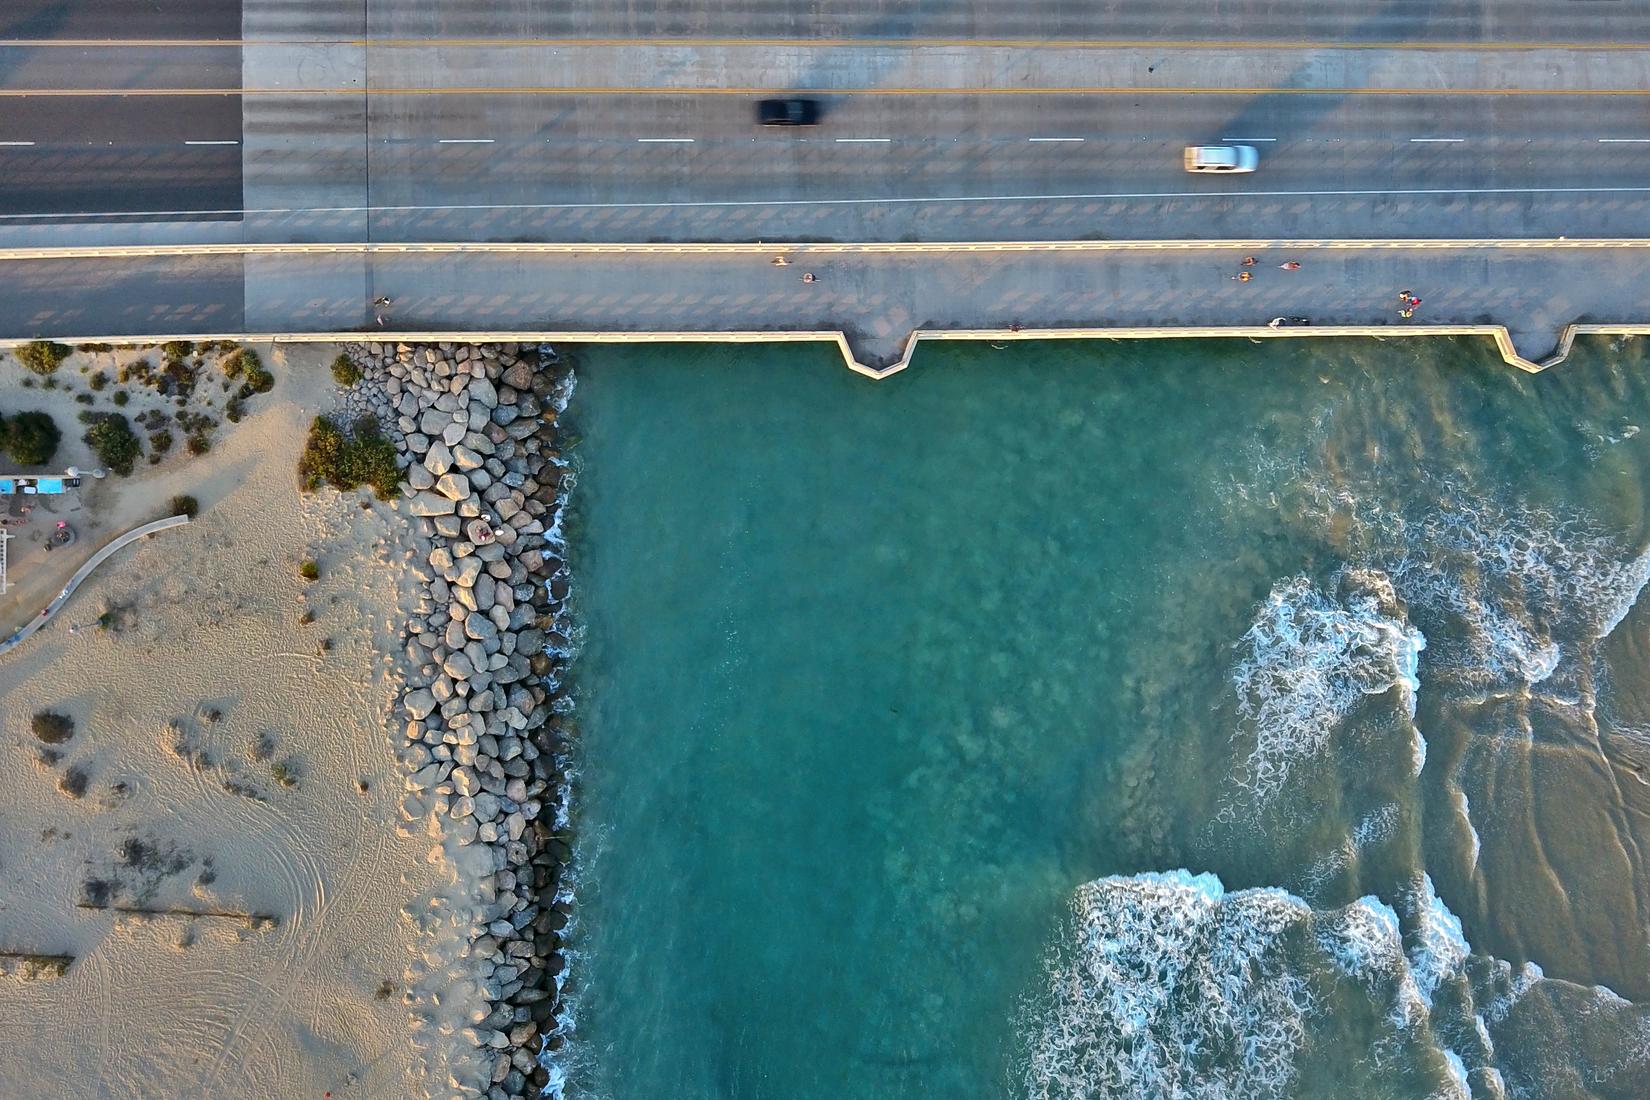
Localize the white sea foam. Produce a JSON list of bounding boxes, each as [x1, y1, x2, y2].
[[1299, 803, 1402, 897], [1319, 895, 1405, 986], [1230, 572, 1425, 801], [1407, 875, 1471, 1010], [1439, 1048, 1472, 1099], [1019, 871, 1316, 1100]]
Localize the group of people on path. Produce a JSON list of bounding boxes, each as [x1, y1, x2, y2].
[[1231, 256, 1303, 282]]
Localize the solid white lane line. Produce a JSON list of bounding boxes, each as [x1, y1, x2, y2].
[[17, 184, 1650, 222], [438, 138, 495, 144], [1222, 137, 1277, 142], [1028, 136, 1084, 143], [636, 137, 694, 143], [1598, 138, 1650, 143], [0, 141, 35, 146], [835, 137, 892, 143], [1410, 137, 1465, 143], [184, 139, 238, 145]]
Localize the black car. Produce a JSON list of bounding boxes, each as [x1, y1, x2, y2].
[[758, 99, 821, 126]]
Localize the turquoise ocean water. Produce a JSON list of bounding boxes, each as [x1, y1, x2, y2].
[[558, 336, 1650, 1099]]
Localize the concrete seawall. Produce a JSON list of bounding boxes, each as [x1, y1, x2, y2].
[[2, 237, 1647, 376]]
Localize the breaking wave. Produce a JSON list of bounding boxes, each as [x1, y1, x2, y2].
[[1230, 570, 1425, 802], [1018, 871, 1490, 1100]]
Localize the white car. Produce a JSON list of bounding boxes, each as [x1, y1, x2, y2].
[[1183, 145, 1259, 174]]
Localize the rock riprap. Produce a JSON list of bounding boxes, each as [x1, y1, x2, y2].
[[340, 341, 576, 1100]]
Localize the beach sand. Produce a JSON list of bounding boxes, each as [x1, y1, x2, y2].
[[0, 343, 485, 1098]]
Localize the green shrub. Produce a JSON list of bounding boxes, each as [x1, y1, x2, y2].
[[221, 347, 259, 379], [298, 560, 320, 582], [148, 429, 173, 456], [74, 393, 93, 405], [88, 370, 108, 391], [76, 342, 114, 354], [31, 711, 75, 744], [161, 340, 194, 364], [81, 412, 141, 476], [169, 494, 199, 518], [297, 415, 402, 499], [112, 389, 130, 407], [15, 341, 71, 376], [2, 410, 61, 466], [330, 354, 362, 387], [186, 432, 211, 456], [224, 398, 244, 423]]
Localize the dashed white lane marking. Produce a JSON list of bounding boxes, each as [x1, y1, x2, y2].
[[1598, 138, 1650, 143], [1410, 137, 1466, 143], [636, 137, 694, 143], [1222, 137, 1277, 142], [0, 140, 35, 146], [835, 137, 892, 143], [1028, 136, 1084, 143], [438, 138, 495, 144], [184, 139, 239, 145]]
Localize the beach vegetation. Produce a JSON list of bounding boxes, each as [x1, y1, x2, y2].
[[75, 393, 94, 405], [112, 389, 130, 406], [271, 759, 300, 788], [169, 494, 199, 518], [299, 559, 320, 582], [80, 412, 141, 476], [1, 410, 62, 466], [76, 342, 114, 354], [16, 340, 71, 375], [59, 766, 89, 799], [42, 376, 58, 390], [88, 370, 109, 391], [31, 711, 75, 744], [161, 340, 194, 363], [224, 397, 245, 423], [186, 432, 211, 456], [298, 415, 402, 499], [330, 354, 363, 387]]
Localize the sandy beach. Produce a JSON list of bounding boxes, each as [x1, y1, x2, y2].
[[0, 342, 498, 1098]]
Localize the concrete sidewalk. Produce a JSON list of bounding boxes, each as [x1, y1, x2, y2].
[[0, 239, 1643, 373]]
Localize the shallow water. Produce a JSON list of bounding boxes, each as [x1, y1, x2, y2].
[[560, 336, 1650, 1099]]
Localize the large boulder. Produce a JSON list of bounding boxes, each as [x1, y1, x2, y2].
[[406, 491, 457, 517], [436, 472, 472, 502], [425, 440, 454, 476]]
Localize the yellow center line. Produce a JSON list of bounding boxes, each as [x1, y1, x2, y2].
[[3, 37, 1650, 50], [0, 86, 1647, 97]]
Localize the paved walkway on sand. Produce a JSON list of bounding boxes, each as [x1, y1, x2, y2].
[[0, 515, 190, 657]]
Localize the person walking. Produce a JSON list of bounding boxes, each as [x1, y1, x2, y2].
[[1279, 261, 1302, 271]]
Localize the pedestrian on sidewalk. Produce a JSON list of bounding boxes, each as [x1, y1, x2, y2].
[[1240, 256, 1257, 267], [1280, 261, 1302, 271], [802, 272, 816, 284]]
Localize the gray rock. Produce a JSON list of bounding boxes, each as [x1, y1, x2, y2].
[[428, 546, 454, 572], [450, 795, 475, 819], [491, 403, 520, 427], [463, 431, 496, 456], [444, 651, 475, 680], [403, 688, 438, 719], [442, 421, 467, 447], [445, 619, 467, 650], [505, 811, 526, 841], [466, 612, 499, 643], [470, 377, 499, 409], [452, 444, 485, 471], [474, 791, 502, 821], [453, 768, 480, 797], [436, 472, 471, 502], [418, 408, 448, 436], [407, 463, 435, 491], [424, 441, 453, 475], [405, 431, 430, 454], [433, 515, 464, 538], [405, 491, 456, 517], [453, 556, 483, 588]]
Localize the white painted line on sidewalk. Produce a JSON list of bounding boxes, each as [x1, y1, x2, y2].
[[0, 141, 35, 147], [636, 137, 694, 143], [184, 139, 239, 146], [1598, 138, 1650, 143], [1222, 137, 1277, 142], [438, 138, 495, 144], [1410, 137, 1465, 143], [1028, 137, 1084, 143], [836, 137, 892, 143]]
